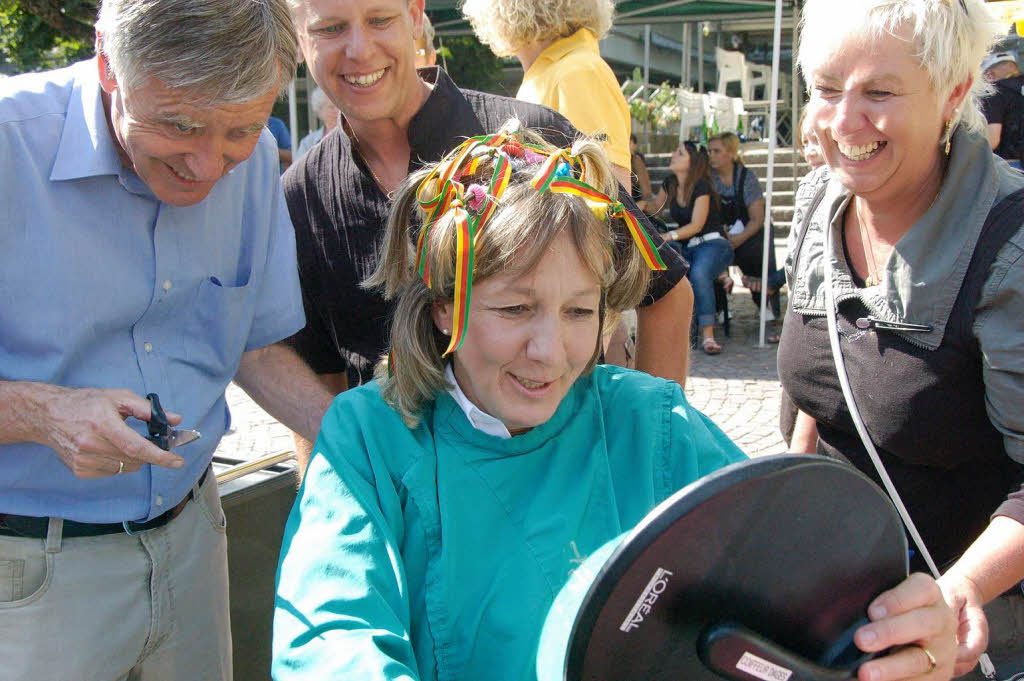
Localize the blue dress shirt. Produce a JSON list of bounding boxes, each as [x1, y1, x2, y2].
[[267, 116, 292, 151], [0, 60, 306, 523]]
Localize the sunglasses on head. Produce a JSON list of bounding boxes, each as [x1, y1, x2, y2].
[[683, 141, 710, 158]]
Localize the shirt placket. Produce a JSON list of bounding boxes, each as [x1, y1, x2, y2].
[[120, 173, 179, 517]]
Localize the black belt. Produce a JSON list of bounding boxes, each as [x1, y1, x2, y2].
[[0, 467, 210, 539]]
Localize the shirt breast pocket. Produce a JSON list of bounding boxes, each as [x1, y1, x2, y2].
[[186, 276, 254, 377]]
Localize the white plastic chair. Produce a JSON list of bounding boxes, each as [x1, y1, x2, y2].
[[777, 72, 791, 104], [677, 89, 706, 140], [705, 92, 739, 133], [715, 47, 769, 101]]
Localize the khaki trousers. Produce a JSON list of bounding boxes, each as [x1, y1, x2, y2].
[[0, 472, 231, 681]]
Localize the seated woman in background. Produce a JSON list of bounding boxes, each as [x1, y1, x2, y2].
[[653, 141, 732, 355], [272, 123, 957, 681], [710, 131, 786, 335]]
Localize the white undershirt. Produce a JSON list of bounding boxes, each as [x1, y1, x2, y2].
[[444, 364, 512, 439]]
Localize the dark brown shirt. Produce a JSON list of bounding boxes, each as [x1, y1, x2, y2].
[[283, 68, 687, 382]]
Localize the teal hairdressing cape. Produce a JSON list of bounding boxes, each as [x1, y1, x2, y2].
[[272, 366, 745, 681]]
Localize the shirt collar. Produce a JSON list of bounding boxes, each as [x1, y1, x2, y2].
[[50, 59, 125, 182], [407, 67, 484, 163], [445, 364, 512, 439], [531, 28, 599, 70], [792, 127, 1011, 350]]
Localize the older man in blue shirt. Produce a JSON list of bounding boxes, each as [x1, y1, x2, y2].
[[0, 1, 332, 679]]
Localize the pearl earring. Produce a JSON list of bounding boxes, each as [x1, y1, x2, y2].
[[442, 328, 450, 336]]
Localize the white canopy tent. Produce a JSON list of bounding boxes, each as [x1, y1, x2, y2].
[[759, 0, 787, 346]]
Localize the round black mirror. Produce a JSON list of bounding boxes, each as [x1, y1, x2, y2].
[[538, 455, 908, 681]]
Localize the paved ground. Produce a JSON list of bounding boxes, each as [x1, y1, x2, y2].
[[683, 276, 787, 457], [214, 267, 789, 463], [215, 388, 295, 463]]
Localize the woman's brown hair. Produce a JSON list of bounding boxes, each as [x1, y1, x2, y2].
[[362, 121, 652, 426]]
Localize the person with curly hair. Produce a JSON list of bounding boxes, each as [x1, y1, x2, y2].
[[463, 0, 632, 191]]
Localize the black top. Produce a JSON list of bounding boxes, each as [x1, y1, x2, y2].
[[981, 74, 1024, 162], [282, 68, 687, 382], [778, 190, 1024, 571], [716, 163, 752, 228], [661, 177, 722, 239]]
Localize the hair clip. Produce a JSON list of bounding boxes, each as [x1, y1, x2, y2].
[[523, 149, 545, 164], [465, 184, 487, 212], [503, 139, 525, 158]]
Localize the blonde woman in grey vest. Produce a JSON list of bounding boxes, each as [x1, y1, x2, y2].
[[780, 0, 1024, 677]]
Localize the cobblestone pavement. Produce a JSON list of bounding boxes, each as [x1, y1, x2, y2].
[[215, 386, 295, 463], [216, 270, 789, 462], [684, 275, 787, 458]]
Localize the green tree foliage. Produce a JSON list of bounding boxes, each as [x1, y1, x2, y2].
[[625, 69, 681, 134], [439, 35, 505, 94], [0, 1, 95, 73]]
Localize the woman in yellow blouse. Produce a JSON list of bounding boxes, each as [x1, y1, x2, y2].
[[463, 0, 632, 190]]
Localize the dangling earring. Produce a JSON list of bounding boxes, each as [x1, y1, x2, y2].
[[943, 119, 953, 155]]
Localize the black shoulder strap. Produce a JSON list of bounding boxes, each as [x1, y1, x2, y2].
[[959, 187, 1024, 323], [735, 164, 746, 205]]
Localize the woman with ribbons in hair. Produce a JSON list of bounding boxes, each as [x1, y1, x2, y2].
[[781, 0, 1024, 677], [652, 140, 732, 355], [272, 122, 956, 681]]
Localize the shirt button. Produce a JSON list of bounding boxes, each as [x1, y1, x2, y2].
[[155, 495, 164, 506], [162, 279, 172, 291], [144, 342, 153, 353]]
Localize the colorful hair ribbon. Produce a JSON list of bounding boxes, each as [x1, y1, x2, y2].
[[609, 202, 668, 271], [412, 134, 515, 355], [529, 149, 577, 192], [416, 177, 463, 285], [543, 177, 667, 272], [411, 128, 665, 361], [444, 199, 475, 355], [477, 151, 512, 226], [441, 150, 516, 355]]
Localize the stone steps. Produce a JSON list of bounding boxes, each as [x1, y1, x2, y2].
[[644, 144, 807, 235]]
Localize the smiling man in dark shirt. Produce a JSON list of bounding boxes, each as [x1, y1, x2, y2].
[[283, 0, 695, 469]]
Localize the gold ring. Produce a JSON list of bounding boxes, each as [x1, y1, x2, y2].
[[920, 646, 937, 674], [117, 460, 125, 475]]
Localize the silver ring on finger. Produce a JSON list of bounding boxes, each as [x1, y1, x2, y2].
[[920, 646, 937, 674], [117, 460, 125, 475]]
